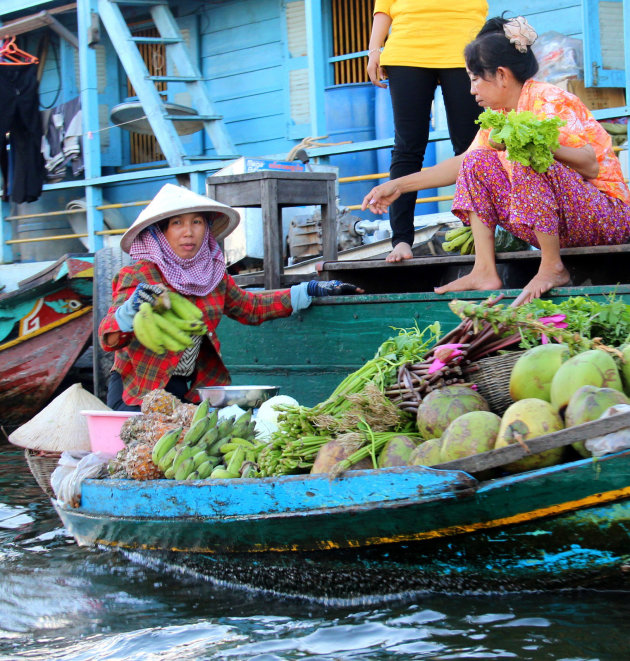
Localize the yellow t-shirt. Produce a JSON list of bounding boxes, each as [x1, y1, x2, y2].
[[374, 0, 488, 68]]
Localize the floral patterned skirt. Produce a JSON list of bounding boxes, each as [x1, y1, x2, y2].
[[452, 149, 630, 248]]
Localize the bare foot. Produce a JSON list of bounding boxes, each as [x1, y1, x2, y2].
[[516, 264, 570, 305], [434, 269, 503, 294], [386, 242, 413, 263]]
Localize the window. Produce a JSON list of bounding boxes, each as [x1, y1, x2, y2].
[[583, 0, 625, 87], [330, 0, 372, 84]]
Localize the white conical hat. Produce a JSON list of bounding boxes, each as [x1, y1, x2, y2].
[[8, 383, 111, 452], [120, 183, 240, 253]]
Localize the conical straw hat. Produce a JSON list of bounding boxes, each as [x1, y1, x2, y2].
[[9, 383, 111, 452], [120, 183, 240, 253]]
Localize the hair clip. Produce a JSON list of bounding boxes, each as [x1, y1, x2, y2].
[[503, 16, 538, 53]]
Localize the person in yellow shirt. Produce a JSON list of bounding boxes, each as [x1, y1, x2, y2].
[[367, 0, 488, 262]]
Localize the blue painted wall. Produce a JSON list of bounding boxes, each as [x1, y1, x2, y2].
[[1, 0, 591, 167], [197, 0, 292, 158]]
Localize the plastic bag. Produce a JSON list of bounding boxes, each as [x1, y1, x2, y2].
[[495, 227, 530, 252], [51, 451, 111, 508], [532, 31, 583, 84], [218, 404, 246, 420], [584, 404, 630, 457]]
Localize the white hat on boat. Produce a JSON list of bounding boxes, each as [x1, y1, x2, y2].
[[8, 383, 110, 452], [120, 183, 240, 253]]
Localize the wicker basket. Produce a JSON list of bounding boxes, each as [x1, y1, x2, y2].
[[464, 351, 526, 416], [24, 449, 61, 499]]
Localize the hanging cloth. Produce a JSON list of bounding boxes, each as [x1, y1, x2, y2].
[[41, 96, 83, 181], [0, 62, 45, 203]]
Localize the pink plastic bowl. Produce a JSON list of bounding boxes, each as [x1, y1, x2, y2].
[[81, 410, 142, 454]]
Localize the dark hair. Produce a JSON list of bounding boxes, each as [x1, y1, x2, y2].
[[464, 15, 539, 83]]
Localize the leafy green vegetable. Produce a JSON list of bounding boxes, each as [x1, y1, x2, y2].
[[477, 108, 566, 173], [518, 293, 630, 348], [495, 227, 530, 252]]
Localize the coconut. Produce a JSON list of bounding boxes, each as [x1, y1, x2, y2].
[[509, 343, 571, 402], [416, 384, 489, 440], [8, 383, 111, 452], [439, 411, 501, 463], [495, 398, 565, 473], [378, 435, 419, 468], [564, 385, 630, 457], [311, 437, 373, 474], [550, 350, 623, 414], [619, 344, 630, 397], [408, 438, 443, 467]]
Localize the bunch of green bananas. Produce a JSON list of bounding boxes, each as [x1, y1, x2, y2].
[[442, 225, 475, 255], [132, 290, 207, 354], [151, 400, 262, 480]]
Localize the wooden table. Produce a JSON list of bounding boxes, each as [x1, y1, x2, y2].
[[206, 171, 337, 290]]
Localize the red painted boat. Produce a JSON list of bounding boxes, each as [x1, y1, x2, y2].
[[0, 255, 94, 428]]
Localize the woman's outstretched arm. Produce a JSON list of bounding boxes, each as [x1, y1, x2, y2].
[[361, 153, 465, 214]]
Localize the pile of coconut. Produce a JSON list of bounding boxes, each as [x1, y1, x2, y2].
[[331, 345, 630, 476]]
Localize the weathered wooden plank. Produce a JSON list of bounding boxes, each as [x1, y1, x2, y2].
[[80, 464, 476, 518], [320, 247, 630, 293], [323, 244, 630, 270], [206, 179, 263, 206], [261, 176, 281, 290], [436, 410, 630, 474]]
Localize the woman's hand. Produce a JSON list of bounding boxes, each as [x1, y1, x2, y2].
[[488, 136, 506, 152], [361, 181, 402, 214], [553, 143, 599, 180], [367, 51, 387, 88], [307, 280, 364, 296], [367, 12, 391, 89]]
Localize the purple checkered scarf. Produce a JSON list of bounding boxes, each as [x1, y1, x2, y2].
[[129, 223, 225, 296]]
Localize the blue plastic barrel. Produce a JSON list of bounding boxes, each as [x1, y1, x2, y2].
[[374, 85, 439, 215], [324, 83, 378, 219]]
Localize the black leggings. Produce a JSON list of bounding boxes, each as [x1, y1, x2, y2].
[[106, 371, 192, 411], [385, 66, 482, 247]]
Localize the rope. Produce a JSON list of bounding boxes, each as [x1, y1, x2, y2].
[[286, 135, 352, 161]]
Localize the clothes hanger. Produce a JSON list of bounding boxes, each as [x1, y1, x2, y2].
[[0, 37, 39, 65]]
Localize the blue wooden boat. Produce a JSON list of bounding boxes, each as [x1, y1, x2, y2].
[[54, 410, 630, 599]]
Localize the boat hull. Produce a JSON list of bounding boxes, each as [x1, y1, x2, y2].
[[55, 451, 630, 595], [150, 502, 630, 599], [0, 309, 93, 426]]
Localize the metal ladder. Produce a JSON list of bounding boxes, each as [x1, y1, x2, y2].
[[97, 0, 238, 167]]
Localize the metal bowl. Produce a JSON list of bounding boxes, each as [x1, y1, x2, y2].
[[196, 385, 279, 409]]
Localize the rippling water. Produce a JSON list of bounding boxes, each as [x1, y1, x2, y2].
[[1, 444, 629, 660]]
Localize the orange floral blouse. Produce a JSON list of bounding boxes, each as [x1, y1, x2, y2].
[[469, 79, 630, 204]]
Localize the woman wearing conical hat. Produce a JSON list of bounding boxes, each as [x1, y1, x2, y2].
[[99, 184, 362, 411]]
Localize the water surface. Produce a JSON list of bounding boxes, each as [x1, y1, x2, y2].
[[1, 445, 628, 660]]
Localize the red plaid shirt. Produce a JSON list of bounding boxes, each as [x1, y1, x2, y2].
[[99, 260, 292, 405]]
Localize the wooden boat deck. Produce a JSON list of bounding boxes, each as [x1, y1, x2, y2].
[[318, 244, 630, 293]]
